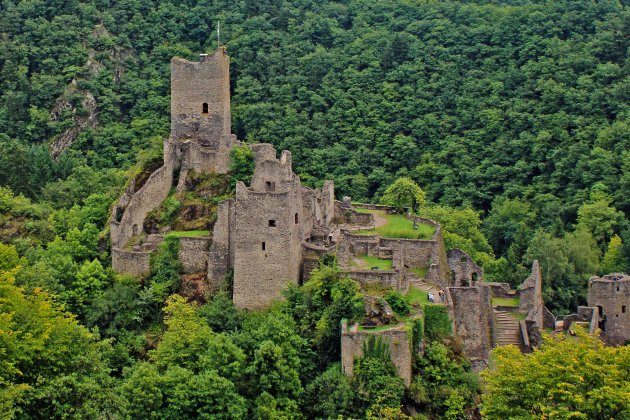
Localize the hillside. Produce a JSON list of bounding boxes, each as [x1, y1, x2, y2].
[[0, 0, 629, 418]]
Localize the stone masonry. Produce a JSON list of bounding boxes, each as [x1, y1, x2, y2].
[[111, 49, 335, 309]]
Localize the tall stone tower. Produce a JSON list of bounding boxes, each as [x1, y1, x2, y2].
[[232, 144, 306, 309], [169, 47, 237, 174], [588, 274, 630, 345]]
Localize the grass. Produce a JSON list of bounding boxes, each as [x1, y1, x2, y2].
[[406, 286, 434, 306], [166, 230, 210, 238], [358, 255, 393, 270], [408, 267, 428, 278], [492, 297, 520, 307], [508, 312, 527, 321], [354, 210, 436, 240]]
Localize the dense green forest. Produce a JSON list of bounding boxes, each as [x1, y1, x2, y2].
[[1, 0, 629, 417]]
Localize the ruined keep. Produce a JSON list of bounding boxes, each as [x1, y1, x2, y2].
[[110, 49, 335, 309], [587, 274, 629, 345]]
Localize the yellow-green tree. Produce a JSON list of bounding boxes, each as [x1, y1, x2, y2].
[[380, 177, 426, 213], [481, 328, 630, 419]]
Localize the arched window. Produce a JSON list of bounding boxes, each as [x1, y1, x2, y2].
[[202, 103, 209, 114]]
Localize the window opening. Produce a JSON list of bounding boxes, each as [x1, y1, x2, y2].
[[262, 242, 266, 251], [623, 305, 627, 314], [268, 220, 276, 227], [598, 305, 604, 316], [202, 103, 209, 114], [295, 213, 299, 224]]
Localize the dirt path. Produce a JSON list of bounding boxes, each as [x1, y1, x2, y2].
[[371, 210, 389, 228]]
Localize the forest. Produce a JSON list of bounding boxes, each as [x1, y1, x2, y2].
[[0, 0, 629, 418]]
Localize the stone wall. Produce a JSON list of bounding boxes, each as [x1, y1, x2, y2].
[[111, 248, 151, 277], [206, 199, 234, 291], [485, 282, 514, 298], [111, 162, 174, 251], [519, 261, 544, 328], [587, 274, 630, 345], [344, 270, 406, 292], [448, 284, 493, 369], [341, 321, 413, 386], [447, 249, 483, 287], [178, 236, 210, 274]]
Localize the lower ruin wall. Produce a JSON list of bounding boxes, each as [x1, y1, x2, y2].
[[111, 248, 151, 277], [448, 285, 493, 370], [341, 321, 412, 386], [178, 236, 210, 274]]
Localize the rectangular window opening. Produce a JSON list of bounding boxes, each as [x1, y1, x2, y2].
[[262, 242, 266, 251], [268, 220, 276, 227], [623, 305, 627, 314]]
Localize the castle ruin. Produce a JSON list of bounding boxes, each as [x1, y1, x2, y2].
[[110, 49, 335, 309], [111, 49, 629, 384]]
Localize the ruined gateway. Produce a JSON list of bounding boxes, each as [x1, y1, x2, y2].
[[111, 49, 627, 380]]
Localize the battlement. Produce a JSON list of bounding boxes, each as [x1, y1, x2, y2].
[[249, 144, 297, 193]]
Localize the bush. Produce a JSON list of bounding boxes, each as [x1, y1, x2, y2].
[[384, 290, 411, 316], [423, 305, 451, 341]]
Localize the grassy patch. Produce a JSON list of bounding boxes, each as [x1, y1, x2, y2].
[[408, 267, 428, 278], [509, 312, 527, 321], [166, 230, 210, 238], [492, 297, 520, 307], [358, 255, 393, 270], [358, 323, 400, 332], [354, 210, 435, 239], [406, 286, 433, 306]]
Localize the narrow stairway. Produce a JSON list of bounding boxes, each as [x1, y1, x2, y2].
[[494, 310, 521, 347]]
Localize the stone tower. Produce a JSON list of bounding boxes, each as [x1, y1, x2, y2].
[[232, 144, 306, 309], [588, 273, 630, 345], [168, 47, 237, 174]]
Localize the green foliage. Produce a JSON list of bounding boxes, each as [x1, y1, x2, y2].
[[481, 328, 630, 419], [380, 177, 426, 212], [304, 364, 356, 419], [284, 265, 364, 367], [354, 340, 405, 417], [601, 234, 629, 273], [410, 342, 480, 418], [384, 290, 410, 316], [0, 269, 121, 418], [229, 144, 255, 189], [423, 305, 452, 342]]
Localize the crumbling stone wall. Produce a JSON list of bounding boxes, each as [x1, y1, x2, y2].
[[344, 270, 406, 292], [341, 320, 413, 386], [587, 274, 630, 345], [112, 248, 151, 277], [111, 162, 174, 250], [447, 284, 493, 369], [519, 261, 544, 328], [178, 236, 210, 274], [563, 306, 600, 335], [447, 249, 483, 287]]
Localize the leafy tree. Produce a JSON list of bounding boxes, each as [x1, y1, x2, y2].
[[229, 144, 255, 189], [601, 234, 629, 274], [0, 269, 121, 418], [380, 177, 426, 213], [481, 328, 630, 419]]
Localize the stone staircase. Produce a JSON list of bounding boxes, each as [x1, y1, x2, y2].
[[494, 310, 522, 347]]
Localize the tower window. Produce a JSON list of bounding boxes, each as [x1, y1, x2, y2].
[[266, 181, 275, 192], [262, 242, 266, 251], [202, 103, 209, 114], [623, 306, 627, 314], [268, 220, 276, 227], [295, 213, 299, 224]]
